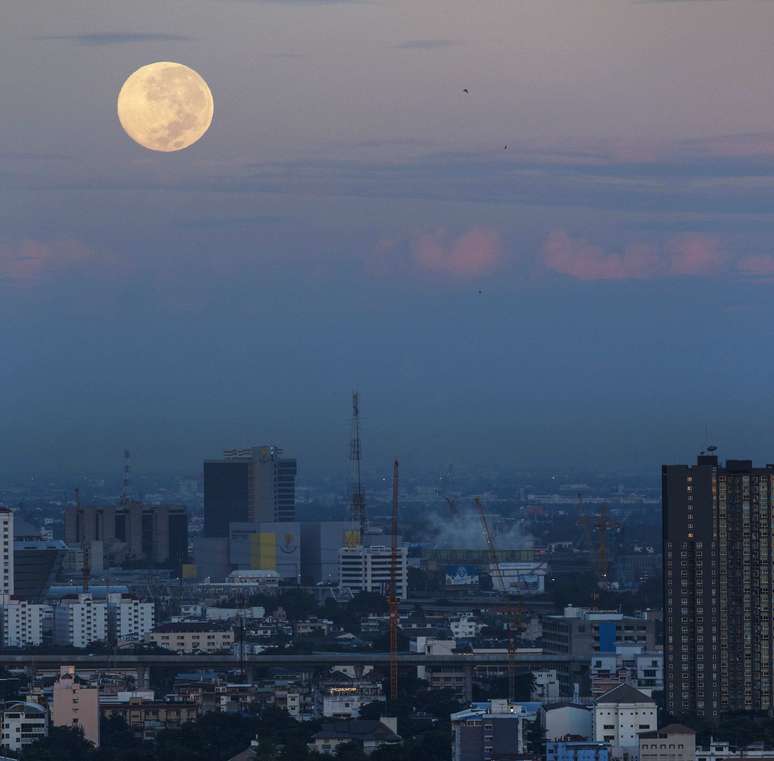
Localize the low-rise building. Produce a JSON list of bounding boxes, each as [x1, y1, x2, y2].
[[547, 740, 610, 761], [319, 671, 385, 718], [695, 741, 774, 761], [532, 669, 561, 702], [543, 607, 657, 659], [148, 622, 234, 654], [451, 700, 537, 761], [310, 717, 401, 756], [543, 704, 594, 741], [100, 698, 199, 741], [590, 650, 663, 699], [450, 614, 485, 640], [593, 684, 656, 759], [1, 701, 48, 752], [204, 606, 265, 622], [295, 618, 335, 637], [639, 725, 695, 761]]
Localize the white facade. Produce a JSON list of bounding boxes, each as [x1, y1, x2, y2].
[[204, 606, 265, 621], [1, 702, 48, 752], [108, 594, 155, 642], [0, 509, 13, 602], [339, 545, 408, 600], [543, 704, 593, 741], [2, 600, 50, 647], [594, 685, 657, 754], [450, 614, 485, 640], [532, 669, 561, 702], [412, 638, 455, 681], [54, 595, 108, 648], [591, 649, 663, 698], [490, 562, 547, 594], [322, 691, 364, 719], [694, 741, 774, 761]]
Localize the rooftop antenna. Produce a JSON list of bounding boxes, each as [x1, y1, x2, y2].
[[121, 449, 131, 505], [350, 392, 367, 540]]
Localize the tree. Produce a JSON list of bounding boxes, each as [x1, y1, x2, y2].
[[525, 718, 545, 756], [347, 592, 388, 618], [334, 742, 368, 761], [154, 712, 258, 761], [98, 715, 140, 752], [22, 726, 95, 761]]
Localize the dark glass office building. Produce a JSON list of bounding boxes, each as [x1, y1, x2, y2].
[[203, 447, 297, 537], [203, 459, 251, 537], [663, 454, 774, 718]]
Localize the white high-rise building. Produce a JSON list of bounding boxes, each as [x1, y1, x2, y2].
[[0, 508, 14, 603], [53, 594, 108, 648], [2, 601, 50, 647], [107, 593, 155, 642], [339, 545, 408, 600]]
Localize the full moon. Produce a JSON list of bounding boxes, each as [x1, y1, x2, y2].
[[117, 62, 214, 152]]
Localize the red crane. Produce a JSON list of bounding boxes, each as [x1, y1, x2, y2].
[[389, 459, 400, 702], [474, 497, 503, 590]]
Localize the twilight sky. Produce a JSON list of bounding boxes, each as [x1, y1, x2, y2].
[[3, 0, 774, 478]]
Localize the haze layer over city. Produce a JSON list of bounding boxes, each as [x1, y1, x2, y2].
[[4, 2, 774, 761]]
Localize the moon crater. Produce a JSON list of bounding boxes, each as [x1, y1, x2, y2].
[[117, 62, 214, 152]]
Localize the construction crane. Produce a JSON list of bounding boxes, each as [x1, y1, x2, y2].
[[443, 495, 460, 517], [576, 493, 593, 552], [350, 392, 367, 539], [388, 459, 400, 702], [75, 487, 89, 593], [474, 497, 504, 591], [594, 504, 620, 583], [474, 497, 521, 699]]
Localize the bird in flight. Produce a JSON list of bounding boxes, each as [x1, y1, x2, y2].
[[504, 145, 508, 150], [463, 88, 469, 94]]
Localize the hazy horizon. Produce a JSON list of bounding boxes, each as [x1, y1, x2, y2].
[[4, 0, 774, 476]]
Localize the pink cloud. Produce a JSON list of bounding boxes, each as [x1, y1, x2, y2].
[[737, 255, 774, 278], [542, 231, 660, 281], [542, 231, 724, 282], [0, 240, 94, 284], [411, 227, 502, 278], [666, 235, 725, 276]]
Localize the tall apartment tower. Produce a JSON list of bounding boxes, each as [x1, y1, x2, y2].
[[203, 446, 297, 537], [0, 508, 14, 603], [663, 454, 774, 718]]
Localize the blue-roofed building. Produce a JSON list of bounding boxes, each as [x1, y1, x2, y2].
[[451, 699, 539, 761], [547, 740, 610, 761]]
